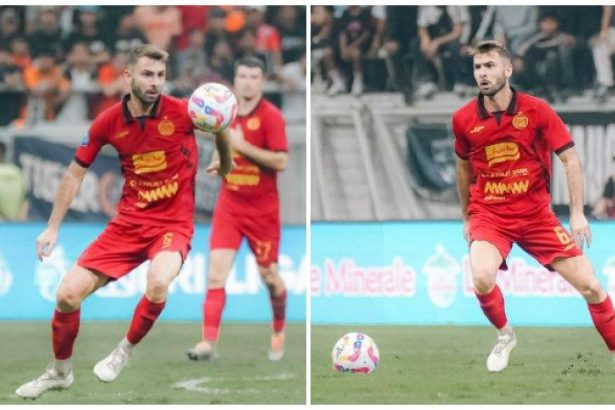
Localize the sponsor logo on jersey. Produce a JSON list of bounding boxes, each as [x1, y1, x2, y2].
[[484, 180, 530, 195], [158, 118, 175, 136], [246, 117, 260, 131], [132, 150, 167, 174], [136, 181, 179, 207], [512, 112, 529, 130], [469, 125, 484, 134], [485, 141, 520, 166]]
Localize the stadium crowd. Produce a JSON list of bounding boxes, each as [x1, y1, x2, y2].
[[0, 5, 306, 127], [311, 5, 613, 105]]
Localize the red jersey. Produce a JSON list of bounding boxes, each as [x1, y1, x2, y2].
[[75, 94, 198, 236], [452, 89, 574, 217], [218, 98, 288, 216]]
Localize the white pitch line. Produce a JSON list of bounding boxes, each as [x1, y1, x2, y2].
[[173, 373, 295, 395]]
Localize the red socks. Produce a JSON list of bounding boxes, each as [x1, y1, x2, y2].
[[126, 296, 166, 345], [52, 309, 81, 360], [475, 284, 508, 329], [203, 288, 226, 341], [588, 295, 615, 351], [270, 288, 287, 333]]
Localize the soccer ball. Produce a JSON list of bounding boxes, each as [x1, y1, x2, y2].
[[187, 82, 238, 133], [331, 332, 380, 374]]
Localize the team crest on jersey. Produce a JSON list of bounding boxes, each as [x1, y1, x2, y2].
[[158, 118, 175, 136], [512, 113, 528, 130], [485, 141, 520, 167], [246, 117, 260, 131]]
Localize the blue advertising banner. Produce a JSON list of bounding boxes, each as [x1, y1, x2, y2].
[[311, 221, 615, 326], [0, 223, 306, 322]]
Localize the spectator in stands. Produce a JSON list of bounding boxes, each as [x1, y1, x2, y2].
[[337, 6, 375, 96], [23, 50, 71, 123], [0, 141, 26, 221], [0, 8, 22, 50], [591, 6, 615, 103], [455, 6, 493, 96], [310, 6, 340, 94], [172, 29, 208, 97], [132, 6, 182, 52], [0, 47, 25, 126], [64, 6, 110, 66], [280, 51, 306, 123], [205, 7, 231, 62], [96, 51, 129, 115], [592, 173, 615, 219], [414, 5, 469, 99], [516, 13, 576, 103], [8, 37, 31, 71], [381, 6, 418, 104], [274, 6, 306, 65], [492, 6, 539, 57], [234, 29, 269, 73], [58, 42, 99, 122], [28, 7, 63, 61], [110, 14, 146, 54], [175, 6, 210, 76], [246, 6, 283, 78], [207, 39, 234, 84]]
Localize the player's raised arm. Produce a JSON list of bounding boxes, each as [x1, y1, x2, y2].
[[557, 147, 591, 248], [36, 160, 88, 261], [212, 127, 233, 177]]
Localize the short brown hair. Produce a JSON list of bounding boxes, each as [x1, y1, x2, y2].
[[126, 44, 168, 67], [471, 40, 512, 63]]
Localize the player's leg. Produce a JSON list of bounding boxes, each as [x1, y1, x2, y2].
[[187, 248, 237, 360], [94, 242, 185, 382], [551, 255, 615, 358], [258, 262, 287, 361], [470, 239, 517, 372], [16, 264, 109, 398]]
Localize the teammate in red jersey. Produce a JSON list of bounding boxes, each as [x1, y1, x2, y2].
[[453, 40, 615, 372], [187, 56, 289, 362], [15, 44, 232, 399]]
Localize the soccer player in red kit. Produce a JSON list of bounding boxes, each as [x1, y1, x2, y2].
[[15, 44, 232, 399], [453, 41, 615, 372], [187, 56, 289, 362]]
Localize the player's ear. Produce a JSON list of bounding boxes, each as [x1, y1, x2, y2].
[[504, 62, 513, 79]]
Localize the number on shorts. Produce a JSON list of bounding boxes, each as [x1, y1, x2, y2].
[[553, 226, 572, 245]]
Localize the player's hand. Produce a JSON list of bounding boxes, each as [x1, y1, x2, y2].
[[206, 159, 235, 176], [36, 227, 59, 261], [570, 212, 592, 249], [462, 220, 470, 243]]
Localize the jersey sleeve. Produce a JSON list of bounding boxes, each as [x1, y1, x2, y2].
[[539, 100, 574, 154], [452, 113, 469, 160], [74, 115, 108, 167], [265, 109, 288, 152]]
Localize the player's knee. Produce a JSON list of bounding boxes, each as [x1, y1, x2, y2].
[[259, 266, 277, 284], [471, 267, 497, 294], [577, 278, 604, 302], [146, 277, 170, 301], [207, 270, 227, 288], [56, 286, 83, 311]]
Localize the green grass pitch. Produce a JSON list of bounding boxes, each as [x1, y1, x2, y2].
[[0, 322, 305, 404], [312, 325, 615, 404]]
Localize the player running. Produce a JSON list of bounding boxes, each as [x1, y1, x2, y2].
[[15, 44, 232, 399], [453, 40, 615, 372], [187, 56, 289, 362]]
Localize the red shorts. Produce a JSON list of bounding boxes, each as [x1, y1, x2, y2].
[[469, 209, 582, 271], [77, 220, 192, 279], [210, 208, 280, 267]]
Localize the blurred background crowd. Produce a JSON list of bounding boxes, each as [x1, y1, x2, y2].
[[0, 5, 306, 127], [311, 5, 615, 105]]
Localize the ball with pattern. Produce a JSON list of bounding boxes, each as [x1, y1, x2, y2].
[[187, 82, 238, 133], [331, 332, 380, 374]]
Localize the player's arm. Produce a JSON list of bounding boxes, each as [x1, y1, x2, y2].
[[557, 147, 591, 248], [230, 127, 288, 172], [36, 161, 88, 260], [207, 128, 233, 176], [456, 157, 472, 242]]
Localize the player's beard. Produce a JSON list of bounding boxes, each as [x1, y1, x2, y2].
[[132, 81, 160, 107], [481, 75, 507, 97]]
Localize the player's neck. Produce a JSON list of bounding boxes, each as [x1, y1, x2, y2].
[[238, 94, 263, 116], [483, 86, 512, 113], [127, 93, 155, 117]]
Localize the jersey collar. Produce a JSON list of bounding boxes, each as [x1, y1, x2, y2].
[[237, 96, 263, 118], [477, 87, 518, 120], [121, 93, 163, 123]]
